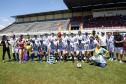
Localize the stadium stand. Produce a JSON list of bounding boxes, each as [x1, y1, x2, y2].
[[0, 19, 70, 34], [83, 15, 126, 28]]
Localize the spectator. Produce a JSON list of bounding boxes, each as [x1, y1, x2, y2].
[[114, 32, 124, 63], [1, 35, 11, 63]]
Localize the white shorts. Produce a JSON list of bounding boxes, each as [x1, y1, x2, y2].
[[12, 47, 18, 53], [58, 49, 64, 52], [114, 47, 123, 54], [76, 50, 84, 55]]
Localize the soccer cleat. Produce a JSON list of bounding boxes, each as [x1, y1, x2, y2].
[[114, 59, 118, 62], [55, 60, 57, 63], [2, 60, 5, 63], [39, 61, 42, 63], [111, 58, 114, 61], [109, 58, 111, 61], [119, 60, 123, 64]]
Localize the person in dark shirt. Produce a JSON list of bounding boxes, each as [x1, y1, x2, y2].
[[1, 35, 11, 63], [114, 32, 124, 63]]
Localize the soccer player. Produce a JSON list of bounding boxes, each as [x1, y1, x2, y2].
[[89, 43, 108, 68], [106, 32, 115, 61], [62, 33, 68, 47], [123, 34, 126, 57], [88, 36, 95, 59], [17, 35, 26, 63], [31, 40, 39, 62], [25, 35, 32, 60], [49, 33, 57, 42], [62, 33, 68, 43], [100, 32, 107, 49], [47, 40, 57, 63], [43, 33, 49, 48], [64, 40, 74, 62], [39, 40, 48, 62], [76, 31, 83, 41], [114, 32, 124, 63], [83, 32, 90, 62], [57, 39, 65, 61], [32, 35, 40, 47], [70, 33, 77, 62], [76, 40, 84, 61], [10, 35, 19, 61]]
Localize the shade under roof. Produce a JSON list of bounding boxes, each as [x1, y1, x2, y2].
[[64, 0, 126, 9]]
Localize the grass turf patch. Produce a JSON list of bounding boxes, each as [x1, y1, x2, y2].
[[0, 47, 126, 84]]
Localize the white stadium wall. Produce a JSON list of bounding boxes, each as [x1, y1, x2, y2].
[[15, 11, 92, 23], [63, 13, 72, 18], [93, 10, 126, 17], [24, 17, 30, 22], [30, 16, 37, 21], [17, 18, 23, 23], [46, 15, 54, 20], [54, 14, 63, 19], [38, 16, 46, 21]]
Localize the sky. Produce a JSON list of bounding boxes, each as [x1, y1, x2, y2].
[[0, 0, 67, 30]]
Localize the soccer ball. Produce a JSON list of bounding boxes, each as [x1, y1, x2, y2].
[[77, 63, 82, 68]]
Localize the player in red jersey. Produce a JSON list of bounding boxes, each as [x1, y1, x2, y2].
[[17, 35, 26, 63]]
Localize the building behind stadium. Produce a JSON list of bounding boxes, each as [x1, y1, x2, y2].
[[0, 0, 126, 36]]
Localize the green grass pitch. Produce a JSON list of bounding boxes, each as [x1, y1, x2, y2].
[[0, 47, 126, 84]]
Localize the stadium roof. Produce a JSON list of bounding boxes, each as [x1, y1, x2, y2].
[[12, 9, 70, 18], [13, 0, 126, 18], [64, 0, 126, 9]]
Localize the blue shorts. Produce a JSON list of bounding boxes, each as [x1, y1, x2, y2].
[[59, 48, 64, 51], [107, 45, 114, 52], [78, 49, 83, 52], [115, 47, 123, 54]]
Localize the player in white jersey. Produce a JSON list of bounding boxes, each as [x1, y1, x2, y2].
[[62, 33, 68, 42], [42, 34, 50, 57], [82, 32, 90, 61], [76, 31, 83, 41], [62, 33, 66, 45], [31, 35, 41, 61], [106, 32, 115, 61], [69, 33, 77, 62], [38, 35, 44, 42], [39, 38, 48, 62], [49, 33, 57, 42], [76, 40, 84, 61], [32, 35, 40, 47], [88, 36, 95, 56], [57, 38, 65, 61], [10, 35, 19, 61], [43, 33, 49, 48], [64, 40, 74, 62], [85, 36, 96, 62], [47, 40, 58, 62], [100, 32, 107, 49]]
